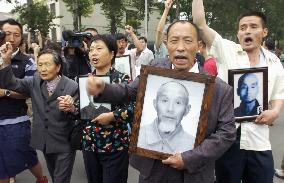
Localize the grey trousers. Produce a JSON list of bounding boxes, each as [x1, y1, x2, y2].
[[44, 151, 76, 183]]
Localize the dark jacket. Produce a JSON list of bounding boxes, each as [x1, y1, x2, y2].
[[95, 58, 236, 183], [0, 66, 78, 153]]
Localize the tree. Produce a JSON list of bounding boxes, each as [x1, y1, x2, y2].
[[11, 1, 58, 37], [96, 0, 125, 35], [62, 0, 96, 31]]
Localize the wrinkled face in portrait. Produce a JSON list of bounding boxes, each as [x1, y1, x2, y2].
[[237, 16, 268, 52], [237, 74, 259, 103], [116, 38, 127, 55], [167, 22, 199, 72], [37, 54, 61, 81], [89, 40, 114, 70], [153, 82, 191, 134], [2, 23, 22, 52]]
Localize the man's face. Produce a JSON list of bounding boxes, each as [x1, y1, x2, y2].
[[2, 23, 22, 52], [237, 16, 268, 52], [139, 39, 147, 50], [85, 30, 98, 37], [89, 40, 113, 70], [37, 54, 61, 81], [238, 74, 259, 103], [167, 22, 199, 72], [153, 82, 190, 134], [116, 38, 127, 55]]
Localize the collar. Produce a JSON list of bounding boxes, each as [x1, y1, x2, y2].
[[12, 48, 19, 59], [236, 45, 277, 64], [171, 62, 199, 73], [146, 118, 184, 146]]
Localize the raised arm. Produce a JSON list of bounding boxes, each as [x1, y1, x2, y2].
[[125, 25, 143, 53], [192, 0, 216, 48], [155, 0, 172, 50], [36, 29, 43, 49]]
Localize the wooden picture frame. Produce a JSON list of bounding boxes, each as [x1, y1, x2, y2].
[[114, 55, 133, 80], [228, 67, 268, 122], [78, 75, 111, 120], [129, 65, 215, 160]]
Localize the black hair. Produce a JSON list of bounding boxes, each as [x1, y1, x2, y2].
[[115, 33, 128, 42], [0, 18, 23, 35], [90, 34, 118, 65], [264, 37, 275, 51], [38, 49, 63, 76], [139, 36, 147, 43], [166, 20, 201, 41], [237, 11, 267, 28]]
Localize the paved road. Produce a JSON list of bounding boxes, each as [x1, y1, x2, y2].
[[15, 110, 284, 183]]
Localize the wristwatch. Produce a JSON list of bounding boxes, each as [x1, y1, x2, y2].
[[4, 90, 11, 97]]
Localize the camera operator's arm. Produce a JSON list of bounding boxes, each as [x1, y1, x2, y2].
[[125, 25, 143, 53], [0, 88, 29, 99]]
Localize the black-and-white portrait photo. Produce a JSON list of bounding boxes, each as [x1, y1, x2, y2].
[[233, 72, 264, 118], [114, 55, 132, 79], [79, 76, 111, 120], [137, 74, 205, 154]]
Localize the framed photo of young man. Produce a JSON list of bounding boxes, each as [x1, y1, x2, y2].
[[114, 55, 133, 80], [129, 65, 216, 160], [78, 75, 111, 120], [228, 67, 268, 122]]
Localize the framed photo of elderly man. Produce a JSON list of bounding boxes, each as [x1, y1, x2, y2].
[[78, 75, 111, 120], [129, 65, 216, 160], [114, 55, 133, 80], [228, 67, 268, 122]]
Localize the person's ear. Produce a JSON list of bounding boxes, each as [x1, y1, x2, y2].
[[153, 99, 157, 111], [184, 104, 191, 117], [56, 64, 61, 74], [237, 87, 240, 96], [198, 41, 204, 51], [110, 51, 114, 60], [263, 28, 268, 38]]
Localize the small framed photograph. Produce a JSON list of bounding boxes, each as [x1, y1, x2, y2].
[[114, 55, 132, 79], [78, 75, 111, 120], [228, 67, 268, 122], [129, 65, 215, 160]]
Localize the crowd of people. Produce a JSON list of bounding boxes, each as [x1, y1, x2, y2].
[[0, 0, 283, 183]]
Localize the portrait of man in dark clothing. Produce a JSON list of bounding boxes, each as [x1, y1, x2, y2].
[[234, 73, 262, 117]]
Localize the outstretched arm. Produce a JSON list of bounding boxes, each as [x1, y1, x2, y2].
[[192, 0, 216, 48], [155, 0, 172, 50], [125, 25, 143, 53]]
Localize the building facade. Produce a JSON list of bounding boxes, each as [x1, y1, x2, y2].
[[47, 0, 161, 43]]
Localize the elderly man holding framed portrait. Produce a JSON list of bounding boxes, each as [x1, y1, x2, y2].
[[85, 20, 236, 183]]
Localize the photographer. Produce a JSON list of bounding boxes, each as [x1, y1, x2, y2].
[[62, 29, 96, 81]]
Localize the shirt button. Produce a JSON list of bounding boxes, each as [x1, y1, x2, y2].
[[45, 125, 48, 129]]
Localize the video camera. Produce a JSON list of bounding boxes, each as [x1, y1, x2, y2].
[[62, 30, 93, 48]]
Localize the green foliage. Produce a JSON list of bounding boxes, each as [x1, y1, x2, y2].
[[155, 0, 284, 45], [62, 0, 96, 18], [11, 1, 58, 37], [96, 0, 125, 35]]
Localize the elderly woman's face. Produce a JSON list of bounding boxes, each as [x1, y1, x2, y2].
[[37, 53, 61, 81], [89, 40, 113, 70]]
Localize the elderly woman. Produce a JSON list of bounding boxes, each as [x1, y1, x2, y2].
[[0, 44, 78, 183], [79, 34, 134, 183]]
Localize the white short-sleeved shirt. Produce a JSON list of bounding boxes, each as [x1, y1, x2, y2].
[[209, 33, 284, 151]]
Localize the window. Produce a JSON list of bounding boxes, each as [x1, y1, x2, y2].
[[50, 3, 56, 15]]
